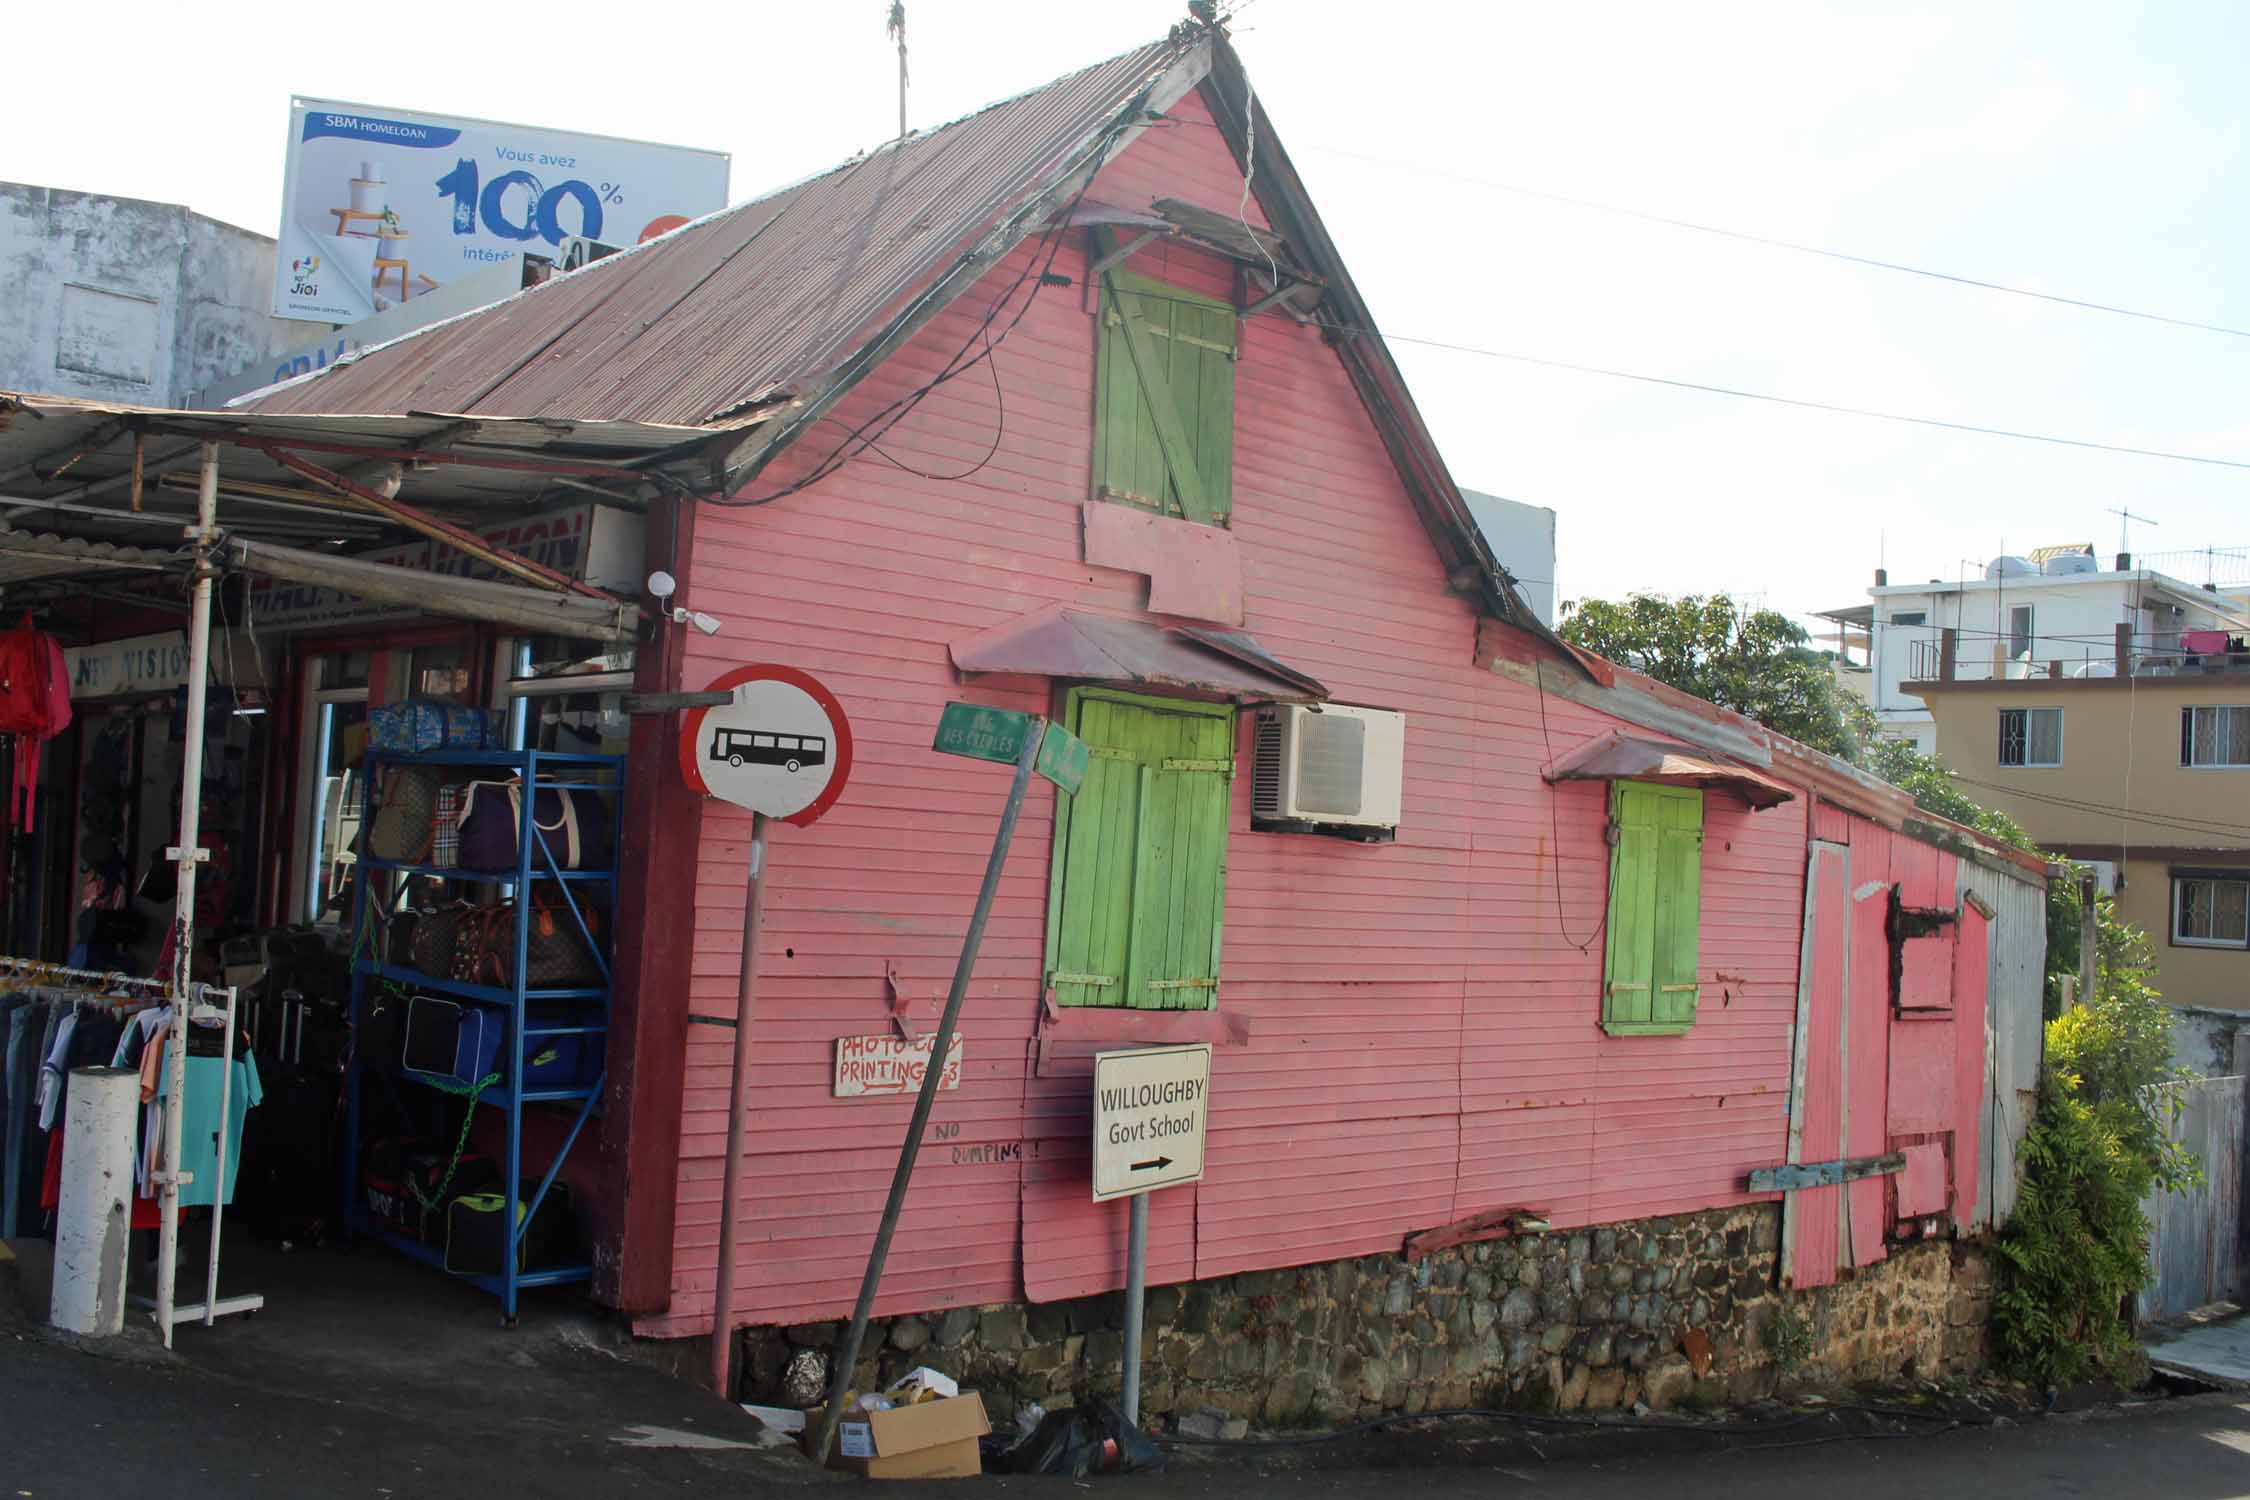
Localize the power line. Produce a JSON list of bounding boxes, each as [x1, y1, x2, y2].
[[1949, 772, 2250, 841], [1290, 142, 2250, 343], [1096, 279, 2250, 473]]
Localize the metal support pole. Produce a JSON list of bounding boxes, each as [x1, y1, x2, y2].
[[155, 441, 219, 1350], [51, 1067, 137, 1336], [1122, 1190, 1149, 1424], [813, 722, 1044, 1464], [710, 811, 770, 1398], [2078, 868, 2098, 1012]]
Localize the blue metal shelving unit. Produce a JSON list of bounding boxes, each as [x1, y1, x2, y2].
[[343, 746, 622, 1323]]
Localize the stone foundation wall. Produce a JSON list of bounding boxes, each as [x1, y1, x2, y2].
[[735, 1203, 1995, 1423]]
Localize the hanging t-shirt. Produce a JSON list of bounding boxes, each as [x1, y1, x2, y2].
[[151, 1047, 261, 1208]]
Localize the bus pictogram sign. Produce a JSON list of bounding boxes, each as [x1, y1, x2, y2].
[[679, 664, 854, 826]]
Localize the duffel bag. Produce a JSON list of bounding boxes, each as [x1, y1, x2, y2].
[[401, 994, 502, 1088], [444, 1182, 574, 1275], [455, 780, 610, 873], [369, 699, 503, 755]]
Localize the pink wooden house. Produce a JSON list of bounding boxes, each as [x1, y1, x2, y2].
[[254, 25, 2045, 1359]]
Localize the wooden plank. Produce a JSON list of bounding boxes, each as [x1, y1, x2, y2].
[[1102, 272, 1217, 522], [624, 690, 733, 713], [1748, 1151, 1906, 1193], [1402, 1204, 1553, 1263]]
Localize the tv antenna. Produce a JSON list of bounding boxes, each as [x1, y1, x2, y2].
[[2107, 505, 2158, 560]]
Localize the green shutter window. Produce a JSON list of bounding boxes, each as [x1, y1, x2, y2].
[[1601, 782, 1704, 1035], [1091, 237, 1236, 527], [1047, 689, 1234, 1010]]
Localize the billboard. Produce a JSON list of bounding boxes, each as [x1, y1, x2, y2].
[[275, 98, 728, 324]]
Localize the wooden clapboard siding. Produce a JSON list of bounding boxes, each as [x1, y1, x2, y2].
[[629, 85, 2016, 1337]]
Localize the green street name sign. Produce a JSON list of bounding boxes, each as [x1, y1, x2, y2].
[[932, 703, 1088, 795], [1035, 721, 1090, 795]]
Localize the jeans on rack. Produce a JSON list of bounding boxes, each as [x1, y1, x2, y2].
[[3, 1002, 45, 1237]]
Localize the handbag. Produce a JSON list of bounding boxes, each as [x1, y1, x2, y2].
[[456, 780, 611, 873], [368, 766, 457, 863], [451, 891, 606, 990], [400, 900, 478, 979]]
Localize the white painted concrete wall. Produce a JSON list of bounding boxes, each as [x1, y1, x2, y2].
[[1462, 489, 1558, 628], [0, 182, 296, 408]]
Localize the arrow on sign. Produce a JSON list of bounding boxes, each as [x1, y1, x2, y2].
[[1131, 1156, 1174, 1173]]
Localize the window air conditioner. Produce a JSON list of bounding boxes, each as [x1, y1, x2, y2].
[[1250, 704, 1405, 831]]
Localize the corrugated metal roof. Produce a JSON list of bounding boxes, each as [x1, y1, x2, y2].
[[248, 40, 1193, 429], [949, 605, 1326, 702], [1542, 729, 1797, 810]]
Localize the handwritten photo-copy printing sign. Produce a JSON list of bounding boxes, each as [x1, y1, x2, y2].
[[1091, 1043, 1212, 1202], [275, 98, 729, 323], [832, 1035, 966, 1098]]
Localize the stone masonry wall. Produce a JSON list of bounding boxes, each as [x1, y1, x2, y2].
[[735, 1203, 1995, 1423]]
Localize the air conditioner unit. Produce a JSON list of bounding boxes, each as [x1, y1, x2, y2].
[[1250, 704, 1405, 831], [555, 236, 626, 273]]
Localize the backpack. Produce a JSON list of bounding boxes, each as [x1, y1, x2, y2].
[[0, 615, 73, 831]]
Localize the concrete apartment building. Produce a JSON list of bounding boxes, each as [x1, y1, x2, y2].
[[1899, 563, 2250, 1066], [1818, 545, 2250, 754]]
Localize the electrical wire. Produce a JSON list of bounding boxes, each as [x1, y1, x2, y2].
[[1288, 142, 2250, 344], [706, 99, 1141, 509], [1152, 1399, 1986, 1449], [1534, 668, 1606, 953], [1095, 282, 2250, 476], [1947, 772, 2250, 841]]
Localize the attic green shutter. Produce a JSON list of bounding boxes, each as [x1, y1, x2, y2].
[[1092, 257, 1236, 526], [1047, 690, 1233, 1011], [1602, 782, 1704, 1035]]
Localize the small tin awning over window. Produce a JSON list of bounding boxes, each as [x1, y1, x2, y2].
[[950, 606, 1326, 703], [1543, 729, 1796, 810]]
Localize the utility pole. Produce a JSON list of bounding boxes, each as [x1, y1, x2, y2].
[[887, 3, 908, 140]]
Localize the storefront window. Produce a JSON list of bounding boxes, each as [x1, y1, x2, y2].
[[408, 643, 474, 703], [296, 655, 371, 927], [504, 637, 633, 757]]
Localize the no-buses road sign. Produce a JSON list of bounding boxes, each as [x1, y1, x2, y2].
[[679, 664, 854, 826]]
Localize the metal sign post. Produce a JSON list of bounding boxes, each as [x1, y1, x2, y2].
[[679, 665, 855, 1399], [1092, 1043, 1212, 1424], [810, 705, 1085, 1464]]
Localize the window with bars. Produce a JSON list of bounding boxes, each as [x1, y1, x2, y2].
[[2172, 873, 2250, 948], [1997, 706, 2062, 767], [2180, 705, 2250, 768]]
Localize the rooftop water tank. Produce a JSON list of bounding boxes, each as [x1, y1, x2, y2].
[[2042, 552, 2098, 577], [1985, 555, 2037, 580]]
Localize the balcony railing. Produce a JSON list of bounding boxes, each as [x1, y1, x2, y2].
[[1908, 626, 2250, 683]]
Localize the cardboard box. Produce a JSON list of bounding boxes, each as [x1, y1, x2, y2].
[[804, 1392, 990, 1479]]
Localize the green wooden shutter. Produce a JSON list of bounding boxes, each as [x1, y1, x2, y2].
[[1092, 252, 1236, 527], [1047, 690, 1233, 1011], [1602, 782, 1703, 1035]]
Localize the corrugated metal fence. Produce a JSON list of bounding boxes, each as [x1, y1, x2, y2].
[[2138, 1075, 2246, 1322]]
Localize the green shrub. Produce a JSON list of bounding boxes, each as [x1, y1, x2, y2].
[[1993, 905, 2199, 1386]]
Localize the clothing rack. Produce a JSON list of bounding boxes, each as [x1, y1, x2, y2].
[[0, 956, 263, 1344]]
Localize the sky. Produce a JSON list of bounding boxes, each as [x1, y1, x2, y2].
[[8, 1, 2249, 625]]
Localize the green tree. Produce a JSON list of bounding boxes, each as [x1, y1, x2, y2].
[[1559, 594, 1870, 759]]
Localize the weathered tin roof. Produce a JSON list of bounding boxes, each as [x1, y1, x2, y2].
[[949, 605, 1326, 703], [247, 40, 1191, 429], [1541, 728, 1797, 810]]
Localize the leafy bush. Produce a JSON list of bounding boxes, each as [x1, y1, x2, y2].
[[1993, 907, 2198, 1387]]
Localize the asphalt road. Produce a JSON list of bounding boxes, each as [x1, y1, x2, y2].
[[6, 1324, 2247, 1499]]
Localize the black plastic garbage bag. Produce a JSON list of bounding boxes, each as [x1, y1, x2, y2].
[[1001, 1400, 1165, 1476]]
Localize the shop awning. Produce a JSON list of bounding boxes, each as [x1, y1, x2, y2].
[[950, 606, 1326, 702], [1543, 730, 1796, 810], [228, 536, 637, 641]]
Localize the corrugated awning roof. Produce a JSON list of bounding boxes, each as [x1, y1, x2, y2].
[[950, 606, 1326, 702], [227, 537, 635, 641], [0, 530, 182, 587], [1542, 730, 1796, 810]]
